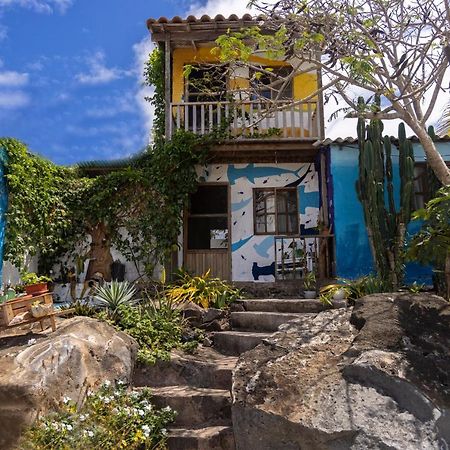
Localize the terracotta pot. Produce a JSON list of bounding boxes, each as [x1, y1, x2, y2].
[[25, 283, 48, 297]]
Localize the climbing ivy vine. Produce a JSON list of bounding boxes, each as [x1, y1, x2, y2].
[[0, 47, 220, 279]]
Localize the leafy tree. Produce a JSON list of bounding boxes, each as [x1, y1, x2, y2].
[[408, 187, 450, 299], [215, 0, 450, 185]]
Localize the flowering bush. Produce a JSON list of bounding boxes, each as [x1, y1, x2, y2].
[[20, 381, 176, 449]]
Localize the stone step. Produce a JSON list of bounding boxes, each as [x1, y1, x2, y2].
[[230, 311, 305, 332], [168, 425, 235, 450], [213, 331, 271, 356], [237, 298, 329, 313], [133, 347, 237, 390], [150, 385, 231, 427]]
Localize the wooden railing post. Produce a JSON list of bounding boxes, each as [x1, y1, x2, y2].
[[169, 100, 321, 139]]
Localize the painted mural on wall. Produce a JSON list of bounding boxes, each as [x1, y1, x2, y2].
[[196, 162, 320, 282]]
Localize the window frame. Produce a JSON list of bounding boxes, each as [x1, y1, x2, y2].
[[250, 66, 294, 101], [253, 187, 299, 236]]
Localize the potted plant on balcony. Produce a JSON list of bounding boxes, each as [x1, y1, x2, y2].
[[21, 272, 51, 296], [303, 271, 317, 299]]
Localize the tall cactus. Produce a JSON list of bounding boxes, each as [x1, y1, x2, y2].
[[356, 96, 415, 288]]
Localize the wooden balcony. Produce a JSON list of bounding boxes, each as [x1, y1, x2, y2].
[[169, 100, 322, 140]]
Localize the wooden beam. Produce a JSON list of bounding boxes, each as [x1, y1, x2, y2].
[[164, 35, 171, 139]]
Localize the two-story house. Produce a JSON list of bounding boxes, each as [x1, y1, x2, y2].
[[147, 14, 334, 286]]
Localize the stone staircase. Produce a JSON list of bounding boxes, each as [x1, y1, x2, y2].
[[134, 297, 337, 449], [133, 347, 237, 449], [213, 298, 330, 356]]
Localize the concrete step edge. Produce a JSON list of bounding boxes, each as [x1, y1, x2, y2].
[[149, 385, 231, 398], [169, 425, 233, 438]]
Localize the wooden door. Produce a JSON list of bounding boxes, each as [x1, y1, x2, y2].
[[184, 184, 231, 280]]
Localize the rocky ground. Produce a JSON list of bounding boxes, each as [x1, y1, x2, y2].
[[0, 317, 137, 449], [1, 293, 449, 450], [232, 293, 450, 450]]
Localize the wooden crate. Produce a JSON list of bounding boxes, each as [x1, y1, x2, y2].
[[0, 292, 57, 332]]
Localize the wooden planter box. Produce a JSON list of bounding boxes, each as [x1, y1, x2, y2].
[[0, 292, 57, 332]]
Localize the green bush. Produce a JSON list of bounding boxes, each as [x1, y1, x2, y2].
[[165, 269, 240, 309], [20, 381, 175, 450], [112, 300, 197, 365], [94, 281, 138, 321]]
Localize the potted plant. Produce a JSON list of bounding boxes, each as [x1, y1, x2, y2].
[[320, 284, 349, 306], [303, 271, 317, 299], [21, 273, 52, 296]]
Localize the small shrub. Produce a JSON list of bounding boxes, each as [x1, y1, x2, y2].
[[63, 299, 98, 318], [166, 269, 240, 309], [94, 281, 138, 321], [303, 271, 316, 291], [20, 381, 176, 450], [21, 272, 52, 286], [113, 301, 196, 365], [319, 274, 391, 305]]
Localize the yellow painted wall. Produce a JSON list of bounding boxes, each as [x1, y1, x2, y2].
[[171, 46, 318, 103]]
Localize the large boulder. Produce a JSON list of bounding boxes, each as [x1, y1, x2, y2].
[[0, 316, 138, 449], [232, 293, 450, 450]]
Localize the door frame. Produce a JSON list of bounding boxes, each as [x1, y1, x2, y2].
[[183, 182, 232, 280]]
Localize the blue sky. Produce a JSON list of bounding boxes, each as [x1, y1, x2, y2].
[[0, 0, 213, 164], [1, 0, 446, 165]]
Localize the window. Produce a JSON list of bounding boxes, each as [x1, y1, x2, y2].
[[184, 65, 228, 102], [250, 66, 293, 101], [254, 188, 299, 235], [187, 185, 229, 250]]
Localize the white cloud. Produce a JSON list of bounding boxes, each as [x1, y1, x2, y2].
[[132, 36, 155, 144], [187, 0, 253, 16], [0, 70, 29, 87], [85, 93, 135, 118], [0, 91, 30, 109], [75, 51, 123, 85], [0, 0, 74, 14]]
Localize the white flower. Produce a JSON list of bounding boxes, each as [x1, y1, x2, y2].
[[84, 430, 94, 438], [65, 424, 73, 431], [144, 404, 153, 412], [162, 406, 172, 413], [27, 338, 37, 346], [161, 428, 168, 437], [142, 424, 151, 437], [117, 380, 125, 386], [137, 409, 145, 416], [130, 391, 140, 399], [62, 396, 71, 404], [79, 414, 88, 422], [102, 380, 111, 388], [103, 396, 112, 404]]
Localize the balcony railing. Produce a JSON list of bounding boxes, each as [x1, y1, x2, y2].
[[274, 235, 334, 281], [169, 100, 321, 139]]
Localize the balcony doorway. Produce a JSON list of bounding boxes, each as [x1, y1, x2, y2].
[[184, 184, 231, 280]]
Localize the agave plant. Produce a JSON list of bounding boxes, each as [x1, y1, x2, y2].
[[93, 281, 138, 320]]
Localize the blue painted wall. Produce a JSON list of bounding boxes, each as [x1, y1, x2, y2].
[[330, 141, 449, 284]]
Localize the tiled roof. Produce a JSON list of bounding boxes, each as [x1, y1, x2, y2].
[[147, 14, 261, 29], [314, 135, 450, 147]]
